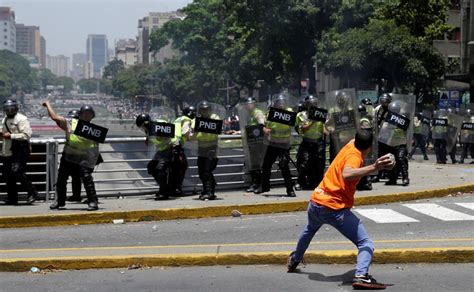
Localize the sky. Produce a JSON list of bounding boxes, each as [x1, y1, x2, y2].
[[3, 0, 192, 59]]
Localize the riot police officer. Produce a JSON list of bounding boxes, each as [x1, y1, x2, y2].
[[460, 109, 474, 164], [408, 113, 429, 160], [295, 95, 326, 191], [1, 99, 38, 205], [172, 106, 195, 195], [373, 93, 392, 181], [257, 95, 296, 197], [64, 109, 83, 202], [195, 101, 221, 200], [43, 102, 99, 210]]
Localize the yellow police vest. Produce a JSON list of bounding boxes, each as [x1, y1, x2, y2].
[[265, 107, 292, 143], [296, 111, 323, 141], [67, 118, 97, 152], [195, 114, 220, 148], [174, 115, 192, 145], [149, 119, 178, 152]]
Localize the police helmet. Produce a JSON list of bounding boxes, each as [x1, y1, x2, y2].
[[388, 100, 402, 114], [183, 106, 196, 119], [135, 113, 150, 128], [245, 97, 257, 104], [336, 91, 350, 108], [304, 95, 318, 108], [296, 102, 306, 113], [67, 109, 80, 119], [379, 93, 392, 107], [79, 105, 95, 119], [273, 94, 288, 109], [198, 101, 211, 116], [361, 98, 373, 106], [358, 104, 367, 114], [3, 99, 18, 117]]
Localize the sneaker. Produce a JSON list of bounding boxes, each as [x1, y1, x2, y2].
[[352, 274, 386, 290], [287, 251, 299, 273]]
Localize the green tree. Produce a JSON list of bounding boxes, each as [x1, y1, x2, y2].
[[0, 49, 34, 95], [375, 0, 453, 41], [103, 59, 125, 79], [56, 76, 75, 93], [77, 78, 99, 93], [317, 19, 445, 93]]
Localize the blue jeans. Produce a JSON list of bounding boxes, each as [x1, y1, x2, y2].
[[292, 201, 374, 275]]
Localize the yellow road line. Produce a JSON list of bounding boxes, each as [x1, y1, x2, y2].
[[1, 238, 473, 253]]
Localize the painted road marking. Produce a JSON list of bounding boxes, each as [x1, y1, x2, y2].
[[455, 202, 474, 211], [355, 209, 419, 223], [403, 203, 474, 221]]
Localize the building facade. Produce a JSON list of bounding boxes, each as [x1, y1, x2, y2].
[[115, 39, 137, 67], [15, 23, 45, 67], [46, 54, 70, 77], [136, 11, 183, 64], [86, 34, 108, 78], [0, 7, 16, 52], [71, 53, 87, 81]]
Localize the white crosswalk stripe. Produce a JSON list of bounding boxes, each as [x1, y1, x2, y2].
[[355, 209, 419, 223], [455, 202, 474, 211], [403, 203, 474, 221]]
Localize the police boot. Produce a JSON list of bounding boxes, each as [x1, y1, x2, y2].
[[49, 201, 65, 210], [286, 188, 296, 197], [87, 199, 98, 211], [26, 189, 39, 205], [245, 171, 258, 192]]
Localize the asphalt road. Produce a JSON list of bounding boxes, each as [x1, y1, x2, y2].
[[1, 264, 473, 292], [1, 195, 472, 256]]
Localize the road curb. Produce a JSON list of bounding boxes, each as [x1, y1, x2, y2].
[[1, 247, 473, 272], [0, 183, 473, 228]]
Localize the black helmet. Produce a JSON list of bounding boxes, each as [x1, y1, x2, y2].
[[361, 98, 373, 106], [183, 106, 196, 119], [358, 104, 367, 113], [388, 100, 402, 114], [296, 102, 306, 113], [273, 94, 288, 109], [135, 113, 150, 128], [245, 97, 257, 104], [67, 109, 80, 119], [336, 91, 350, 108], [79, 105, 95, 119], [379, 93, 392, 107], [3, 99, 18, 117], [198, 101, 211, 116], [304, 95, 318, 108]]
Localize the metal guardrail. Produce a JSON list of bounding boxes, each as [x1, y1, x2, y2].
[[1, 135, 299, 201]]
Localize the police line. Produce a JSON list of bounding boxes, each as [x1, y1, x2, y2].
[[0, 135, 302, 200]]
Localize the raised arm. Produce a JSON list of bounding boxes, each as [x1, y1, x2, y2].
[[42, 101, 67, 131]]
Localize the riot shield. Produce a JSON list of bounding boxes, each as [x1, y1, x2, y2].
[[431, 109, 449, 141], [325, 88, 360, 152], [63, 112, 109, 169], [447, 112, 463, 152], [192, 102, 226, 159], [460, 112, 474, 144], [147, 106, 177, 160], [263, 93, 297, 149], [377, 94, 416, 151], [236, 101, 268, 171]]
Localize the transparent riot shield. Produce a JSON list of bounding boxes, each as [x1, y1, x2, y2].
[[325, 88, 360, 152], [460, 113, 474, 144], [147, 106, 177, 160], [263, 93, 298, 149], [377, 94, 416, 151], [447, 112, 463, 152], [432, 109, 449, 141], [192, 102, 226, 159], [236, 101, 268, 171], [63, 112, 109, 169]]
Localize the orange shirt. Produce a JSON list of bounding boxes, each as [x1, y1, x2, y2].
[[311, 140, 363, 210]]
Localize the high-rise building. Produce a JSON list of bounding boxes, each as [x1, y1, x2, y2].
[[86, 34, 108, 78], [115, 39, 137, 67], [136, 12, 183, 64], [71, 53, 87, 81], [0, 7, 16, 52], [84, 60, 95, 80], [40, 36, 46, 68], [46, 54, 70, 77], [16, 23, 45, 67]]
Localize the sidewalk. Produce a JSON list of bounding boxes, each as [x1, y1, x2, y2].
[[0, 160, 473, 228]]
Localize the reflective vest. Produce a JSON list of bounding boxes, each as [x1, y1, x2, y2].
[[265, 107, 292, 143], [413, 117, 422, 134], [149, 119, 178, 152], [359, 116, 372, 130], [249, 108, 265, 126], [195, 114, 220, 148], [174, 115, 192, 145], [296, 111, 323, 141], [66, 118, 97, 153]]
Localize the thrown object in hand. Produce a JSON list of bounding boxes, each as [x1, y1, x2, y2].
[[384, 153, 396, 170]]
